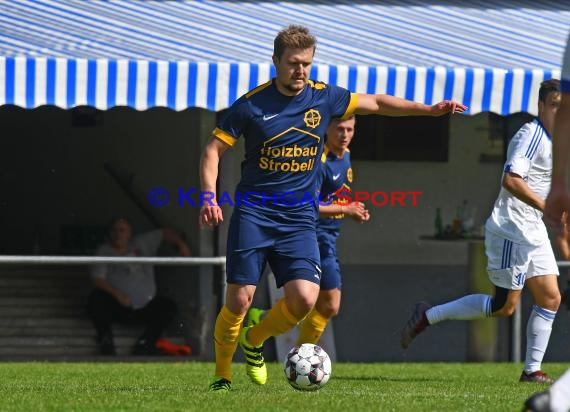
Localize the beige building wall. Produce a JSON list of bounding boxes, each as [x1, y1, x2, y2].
[[338, 113, 505, 266]]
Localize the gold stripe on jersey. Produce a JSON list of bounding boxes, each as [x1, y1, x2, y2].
[[245, 80, 273, 99], [321, 145, 330, 163], [340, 93, 359, 120], [307, 80, 327, 90], [213, 127, 237, 147], [263, 127, 321, 146]]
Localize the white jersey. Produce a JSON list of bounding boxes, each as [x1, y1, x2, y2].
[[485, 119, 552, 246]]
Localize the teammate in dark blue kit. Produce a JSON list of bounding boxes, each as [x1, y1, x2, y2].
[[296, 115, 370, 345], [200, 25, 467, 392]]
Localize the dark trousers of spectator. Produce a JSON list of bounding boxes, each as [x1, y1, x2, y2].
[[86, 289, 177, 349]]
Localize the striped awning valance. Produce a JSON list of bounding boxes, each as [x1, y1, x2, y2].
[[0, 0, 568, 115]]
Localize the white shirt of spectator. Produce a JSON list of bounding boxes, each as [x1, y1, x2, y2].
[[90, 229, 163, 309]]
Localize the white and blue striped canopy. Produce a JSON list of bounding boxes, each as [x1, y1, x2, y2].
[[0, 0, 568, 115]]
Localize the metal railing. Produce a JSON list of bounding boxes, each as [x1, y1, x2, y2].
[[0, 255, 227, 305], [0, 255, 225, 266]]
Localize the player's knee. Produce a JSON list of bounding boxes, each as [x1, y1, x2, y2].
[[291, 295, 317, 319], [317, 304, 338, 319], [227, 294, 253, 315], [538, 290, 561, 311], [315, 297, 339, 319], [300, 297, 317, 315], [236, 299, 253, 314], [549, 290, 562, 309], [327, 305, 340, 318]]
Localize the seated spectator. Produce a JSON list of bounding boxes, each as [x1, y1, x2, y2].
[[86, 217, 190, 355]]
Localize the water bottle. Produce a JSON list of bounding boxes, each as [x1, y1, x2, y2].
[[434, 208, 443, 238]]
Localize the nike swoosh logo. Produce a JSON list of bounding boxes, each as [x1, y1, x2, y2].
[[263, 114, 278, 121], [332, 174, 341, 180]]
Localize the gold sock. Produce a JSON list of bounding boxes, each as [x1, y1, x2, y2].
[[213, 305, 245, 381], [296, 308, 329, 345], [247, 298, 301, 347]]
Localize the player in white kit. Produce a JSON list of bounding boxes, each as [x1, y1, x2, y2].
[[524, 33, 570, 412], [401, 79, 562, 384]]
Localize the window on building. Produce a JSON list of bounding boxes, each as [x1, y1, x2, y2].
[[349, 115, 450, 162], [483, 112, 534, 163]]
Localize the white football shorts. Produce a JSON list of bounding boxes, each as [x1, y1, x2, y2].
[[485, 231, 559, 290]]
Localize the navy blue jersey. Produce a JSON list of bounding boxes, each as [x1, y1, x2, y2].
[[317, 146, 353, 235], [214, 79, 357, 229]]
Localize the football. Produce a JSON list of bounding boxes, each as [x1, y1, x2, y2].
[[283, 343, 332, 391]]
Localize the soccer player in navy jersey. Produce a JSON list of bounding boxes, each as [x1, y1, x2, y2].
[[295, 115, 370, 345], [245, 116, 369, 345], [524, 33, 570, 412], [200, 25, 466, 392]]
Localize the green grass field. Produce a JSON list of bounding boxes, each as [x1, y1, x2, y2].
[[0, 362, 564, 411]]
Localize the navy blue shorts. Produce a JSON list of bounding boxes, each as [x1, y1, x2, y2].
[[317, 232, 342, 290], [226, 211, 321, 288]]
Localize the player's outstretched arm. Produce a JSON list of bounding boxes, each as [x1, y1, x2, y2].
[[199, 137, 230, 228], [354, 93, 467, 117]]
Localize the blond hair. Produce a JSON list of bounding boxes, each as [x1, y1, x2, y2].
[[273, 25, 317, 60]]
